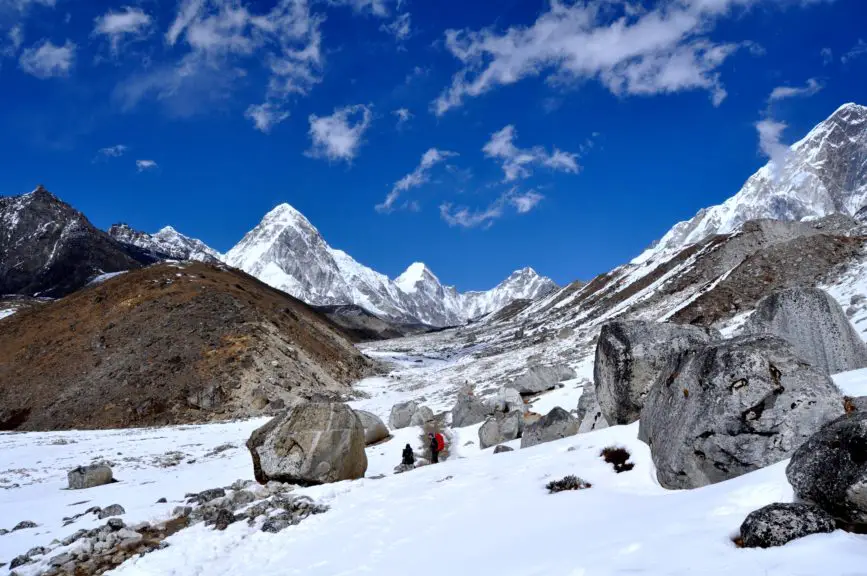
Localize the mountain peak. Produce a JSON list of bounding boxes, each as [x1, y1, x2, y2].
[[395, 262, 440, 294], [156, 225, 179, 236]]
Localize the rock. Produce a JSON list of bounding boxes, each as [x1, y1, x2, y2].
[[231, 490, 257, 508], [61, 529, 89, 546], [67, 464, 114, 490], [479, 411, 523, 449], [410, 406, 434, 426], [49, 553, 73, 567], [156, 498, 167, 504], [576, 385, 609, 434], [745, 287, 867, 374], [188, 488, 226, 505], [389, 401, 418, 429], [12, 520, 37, 531], [10, 555, 30, 569], [173, 506, 192, 518], [786, 411, 867, 530], [26, 547, 47, 557], [247, 402, 367, 486], [97, 504, 126, 519], [493, 445, 514, 454], [521, 407, 579, 449], [261, 513, 295, 534], [845, 396, 867, 413], [594, 320, 719, 425], [491, 387, 526, 415], [508, 364, 577, 395], [107, 518, 125, 531], [739, 503, 835, 548], [639, 334, 844, 490], [354, 410, 390, 445], [451, 388, 492, 427], [211, 509, 236, 531], [187, 384, 225, 410]]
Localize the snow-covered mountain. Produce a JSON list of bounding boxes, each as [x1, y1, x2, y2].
[[225, 204, 556, 326], [109, 223, 222, 263], [639, 102, 867, 261]]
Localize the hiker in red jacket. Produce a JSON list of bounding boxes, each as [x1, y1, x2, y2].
[[429, 432, 445, 463]]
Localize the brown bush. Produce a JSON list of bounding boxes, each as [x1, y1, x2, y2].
[[546, 475, 592, 493], [601, 446, 635, 473], [418, 420, 452, 462]]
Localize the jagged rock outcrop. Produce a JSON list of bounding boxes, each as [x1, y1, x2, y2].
[[247, 403, 367, 486], [594, 321, 719, 425], [576, 385, 609, 434], [745, 287, 867, 374], [639, 334, 844, 489], [108, 223, 222, 263]]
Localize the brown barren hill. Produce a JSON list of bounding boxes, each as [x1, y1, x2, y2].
[[0, 262, 378, 431]]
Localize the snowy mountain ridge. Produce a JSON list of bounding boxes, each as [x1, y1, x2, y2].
[[109, 223, 223, 263], [638, 102, 867, 262], [225, 203, 557, 326]]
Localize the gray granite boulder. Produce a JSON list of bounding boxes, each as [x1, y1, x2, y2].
[[410, 406, 435, 426], [739, 503, 836, 548], [576, 385, 609, 434], [452, 387, 492, 427], [521, 407, 578, 449], [355, 410, 390, 445], [479, 411, 523, 449], [68, 464, 114, 490], [508, 364, 576, 395], [389, 401, 418, 429]]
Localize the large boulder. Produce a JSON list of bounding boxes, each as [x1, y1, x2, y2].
[[786, 411, 867, 530], [508, 364, 576, 395], [389, 401, 418, 429], [246, 403, 367, 486], [410, 406, 434, 426], [451, 387, 492, 427], [576, 385, 609, 434], [521, 407, 578, 449], [594, 320, 719, 425], [739, 503, 836, 548], [355, 410, 390, 445], [491, 386, 526, 415], [479, 411, 523, 449], [639, 334, 844, 489], [746, 287, 867, 374], [68, 464, 114, 490]]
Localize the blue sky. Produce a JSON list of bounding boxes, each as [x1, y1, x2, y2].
[[1, 0, 866, 291]]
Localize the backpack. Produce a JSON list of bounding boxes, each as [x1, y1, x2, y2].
[[435, 433, 445, 452]]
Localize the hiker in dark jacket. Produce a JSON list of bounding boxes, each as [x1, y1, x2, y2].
[[401, 444, 414, 467], [429, 433, 440, 464]]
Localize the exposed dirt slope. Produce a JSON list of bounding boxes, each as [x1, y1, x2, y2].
[[0, 262, 377, 431]]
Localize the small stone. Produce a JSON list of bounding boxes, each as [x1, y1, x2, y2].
[[98, 504, 126, 519], [156, 498, 167, 504], [10, 555, 30, 569], [12, 520, 37, 531], [172, 506, 192, 517], [107, 518, 125, 531], [49, 552, 73, 567], [212, 509, 236, 531], [228, 479, 254, 492], [493, 445, 514, 454], [61, 529, 89, 546], [26, 546, 48, 557], [189, 488, 225, 505], [260, 513, 294, 533]]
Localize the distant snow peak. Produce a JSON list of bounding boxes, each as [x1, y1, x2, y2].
[[639, 102, 867, 261], [226, 202, 557, 326], [109, 223, 222, 263]]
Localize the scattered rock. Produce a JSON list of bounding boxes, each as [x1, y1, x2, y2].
[[26, 546, 47, 557], [211, 509, 236, 531], [205, 443, 235, 457], [786, 411, 867, 530], [261, 513, 294, 534], [187, 488, 226, 505], [355, 410, 390, 445], [410, 406, 434, 426], [67, 464, 114, 490], [479, 411, 523, 449], [745, 287, 867, 374], [546, 475, 592, 493], [451, 387, 492, 428], [594, 320, 719, 425], [107, 518, 125, 531], [10, 555, 30, 569], [739, 503, 835, 548], [576, 384, 609, 434], [491, 386, 526, 415], [521, 407, 578, 449], [247, 402, 367, 486], [49, 552, 73, 567], [97, 504, 125, 519], [156, 498, 167, 504], [12, 520, 37, 531], [640, 334, 844, 489], [493, 445, 514, 454], [389, 400, 418, 429], [508, 364, 577, 395]]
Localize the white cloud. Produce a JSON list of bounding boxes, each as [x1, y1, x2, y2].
[[136, 159, 159, 171], [440, 188, 544, 229], [329, 0, 396, 17], [756, 118, 789, 175], [393, 107, 412, 128], [95, 144, 128, 160], [768, 78, 822, 102], [6, 25, 23, 52], [483, 125, 580, 181], [245, 102, 290, 133], [821, 47, 833, 65], [377, 148, 457, 212], [381, 12, 410, 41], [306, 104, 372, 163], [431, 0, 779, 115], [510, 190, 544, 213], [93, 6, 152, 54], [842, 39, 867, 64], [19, 39, 74, 78]]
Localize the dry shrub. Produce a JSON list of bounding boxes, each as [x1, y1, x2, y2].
[[546, 475, 592, 493], [601, 446, 635, 473]]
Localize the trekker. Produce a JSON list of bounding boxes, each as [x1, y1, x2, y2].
[[402, 443, 414, 467], [429, 432, 446, 463]]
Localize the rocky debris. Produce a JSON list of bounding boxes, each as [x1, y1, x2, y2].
[[410, 406, 435, 426], [479, 411, 523, 449], [12, 520, 37, 531], [521, 407, 579, 449], [576, 385, 609, 434], [786, 411, 867, 530], [739, 503, 836, 548], [745, 287, 867, 374], [493, 445, 514, 454], [389, 401, 418, 429], [355, 410, 390, 445], [68, 465, 114, 490], [106, 518, 125, 531], [639, 334, 844, 490], [10, 554, 31, 568], [594, 320, 719, 425], [211, 509, 236, 531], [186, 488, 225, 505], [491, 386, 526, 415], [844, 396, 867, 413], [508, 364, 577, 395], [394, 458, 430, 475], [451, 386, 492, 427], [97, 505, 125, 519], [247, 402, 367, 485], [546, 475, 592, 493]]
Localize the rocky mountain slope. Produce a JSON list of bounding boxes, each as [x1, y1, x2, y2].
[[109, 223, 222, 263], [0, 187, 146, 298], [641, 103, 867, 260], [0, 262, 376, 431], [225, 203, 557, 326]]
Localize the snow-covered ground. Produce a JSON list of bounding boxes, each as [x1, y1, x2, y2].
[[3, 357, 867, 576]]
